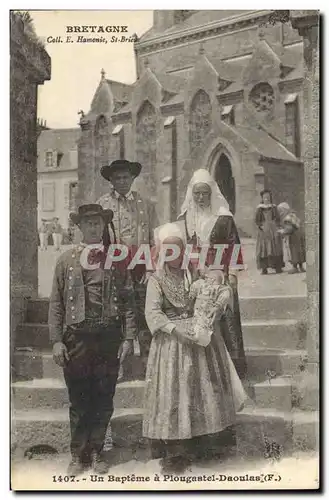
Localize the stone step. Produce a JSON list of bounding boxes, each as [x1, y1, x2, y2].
[[12, 351, 146, 382], [239, 295, 306, 321], [235, 408, 319, 458], [246, 348, 306, 378], [12, 379, 145, 411], [25, 295, 307, 325], [11, 377, 256, 412], [12, 406, 319, 458], [12, 407, 144, 454], [15, 318, 305, 352], [12, 345, 306, 411], [253, 377, 293, 412], [13, 347, 307, 385], [242, 319, 305, 349]]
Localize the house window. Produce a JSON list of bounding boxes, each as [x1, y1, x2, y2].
[[57, 152, 64, 167], [42, 183, 55, 211], [221, 105, 235, 125], [64, 182, 78, 210], [45, 151, 54, 167], [69, 149, 78, 168], [285, 94, 300, 157], [69, 182, 78, 211]]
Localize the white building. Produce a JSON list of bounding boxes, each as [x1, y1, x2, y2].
[[37, 128, 80, 231]]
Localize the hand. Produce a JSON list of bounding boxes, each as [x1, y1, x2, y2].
[[173, 326, 194, 344], [118, 339, 134, 364], [53, 342, 70, 367]]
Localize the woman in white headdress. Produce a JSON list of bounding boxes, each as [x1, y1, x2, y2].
[[143, 222, 247, 474], [178, 169, 247, 380]]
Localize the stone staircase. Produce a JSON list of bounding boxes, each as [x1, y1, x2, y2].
[[11, 294, 318, 462]]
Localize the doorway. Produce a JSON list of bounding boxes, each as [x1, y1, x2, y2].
[[214, 153, 236, 215]]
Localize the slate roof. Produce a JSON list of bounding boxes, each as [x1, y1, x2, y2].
[[139, 10, 255, 41], [234, 124, 299, 162], [106, 79, 133, 103]]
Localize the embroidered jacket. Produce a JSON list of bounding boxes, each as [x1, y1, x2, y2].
[[48, 244, 137, 345]]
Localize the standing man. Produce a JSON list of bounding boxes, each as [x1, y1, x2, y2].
[[49, 204, 136, 475], [39, 219, 48, 251], [52, 217, 63, 251], [97, 159, 158, 380]]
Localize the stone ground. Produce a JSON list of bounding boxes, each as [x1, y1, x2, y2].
[[38, 240, 307, 298], [11, 451, 319, 491]]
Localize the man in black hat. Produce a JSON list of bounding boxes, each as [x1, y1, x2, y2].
[[48, 204, 136, 475], [97, 160, 158, 381]]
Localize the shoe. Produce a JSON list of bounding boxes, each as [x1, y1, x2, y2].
[[261, 269, 268, 275], [160, 456, 191, 474], [299, 265, 306, 273], [67, 459, 85, 476], [92, 452, 110, 474]]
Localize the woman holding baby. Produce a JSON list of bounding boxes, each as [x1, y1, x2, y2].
[[143, 220, 247, 473]]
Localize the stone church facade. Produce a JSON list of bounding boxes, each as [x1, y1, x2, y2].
[[78, 10, 305, 237]]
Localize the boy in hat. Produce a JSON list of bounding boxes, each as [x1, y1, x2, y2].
[[48, 204, 136, 475], [97, 159, 158, 380]]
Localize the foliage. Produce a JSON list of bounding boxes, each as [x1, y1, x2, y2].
[[12, 10, 45, 47], [260, 10, 291, 27]]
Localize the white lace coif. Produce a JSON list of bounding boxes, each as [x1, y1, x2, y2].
[[179, 169, 233, 244]]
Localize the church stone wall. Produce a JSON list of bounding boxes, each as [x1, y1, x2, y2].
[[79, 12, 305, 238]]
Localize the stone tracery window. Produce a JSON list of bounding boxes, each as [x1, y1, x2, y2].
[[94, 115, 108, 166], [136, 100, 157, 194], [189, 89, 212, 152], [249, 82, 275, 114], [285, 94, 300, 157]]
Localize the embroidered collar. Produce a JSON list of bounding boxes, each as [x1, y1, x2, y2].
[[111, 188, 134, 201], [75, 242, 104, 253]]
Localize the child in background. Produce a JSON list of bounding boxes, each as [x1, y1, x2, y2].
[[277, 202, 306, 274]]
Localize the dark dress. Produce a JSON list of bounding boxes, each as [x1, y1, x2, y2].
[[179, 213, 247, 380], [255, 204, 284, 271]]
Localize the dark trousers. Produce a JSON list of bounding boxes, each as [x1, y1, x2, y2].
[[63, 324, 121, 462]]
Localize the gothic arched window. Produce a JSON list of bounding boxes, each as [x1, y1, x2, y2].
[[189, 90, 212, 152], [94, 115, 108, 166], [136, 100, 157, 194]]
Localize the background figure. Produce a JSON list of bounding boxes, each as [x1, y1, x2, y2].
[[39, 220, 48, 251], [52, 217, 63, 251], [277, 202, 306, 274], [178, 169, 247, 380], [255, 190, 283, 275], [97, 159, 158, 381]]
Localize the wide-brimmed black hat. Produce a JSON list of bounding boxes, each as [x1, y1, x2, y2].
[[70, 204, 113, 225], [100, 159, 142, 181]]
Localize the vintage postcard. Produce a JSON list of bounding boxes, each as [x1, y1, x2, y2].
[[10, 9, 320, 491]]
